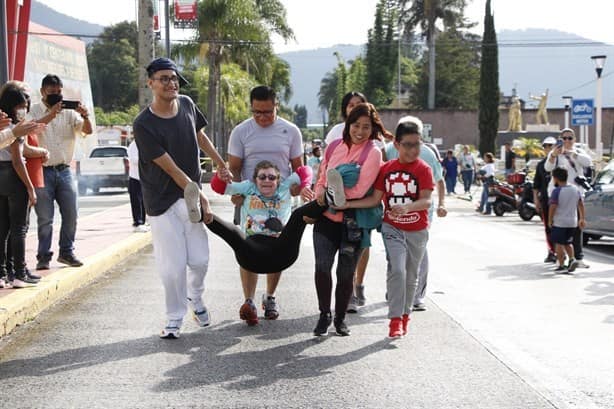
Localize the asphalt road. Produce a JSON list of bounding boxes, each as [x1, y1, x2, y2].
[[1, 185, 612, 408]]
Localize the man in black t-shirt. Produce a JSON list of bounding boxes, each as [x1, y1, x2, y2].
[[533, 137, 556, 263], [133, 58, 231, 339]]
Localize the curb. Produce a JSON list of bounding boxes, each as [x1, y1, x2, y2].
[[0, 230, 152, 338]]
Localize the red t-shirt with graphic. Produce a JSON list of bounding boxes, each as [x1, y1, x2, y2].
[[374, 158, 434, 231]]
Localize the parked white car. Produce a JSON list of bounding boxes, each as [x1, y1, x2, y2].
[[76, 145, 129, 195]]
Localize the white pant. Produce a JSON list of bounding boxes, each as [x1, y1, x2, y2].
[[149, 198, 209, 322]]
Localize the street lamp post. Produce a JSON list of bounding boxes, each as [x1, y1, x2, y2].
[[562, 95, 572, 129], [591, 55, 606, 161]]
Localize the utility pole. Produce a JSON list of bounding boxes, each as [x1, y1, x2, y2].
[[0, 1, 9, 84], [164, 0, 170, 57], [137, 0, 154, 109]]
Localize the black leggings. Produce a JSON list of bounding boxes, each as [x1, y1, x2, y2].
[[206, 200, 327, 274]]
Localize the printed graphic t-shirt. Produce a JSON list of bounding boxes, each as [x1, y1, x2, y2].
[[375, 158, 434, 231]]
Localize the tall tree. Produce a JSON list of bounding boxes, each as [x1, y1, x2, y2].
[[318, 70, 338, 126], [397, 0, 470, 109], [293, 104, 308, 129], [478, 0, 499, 155], [410, 29, 480, 109], [194, 0, 294, 152], [87, 21, 138, 111]]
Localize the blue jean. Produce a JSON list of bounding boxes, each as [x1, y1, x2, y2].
[[444, 174, 457, 193], [461, 170, 473, 193], [34, 167, 78, 259], [479, 180, 491, 213]]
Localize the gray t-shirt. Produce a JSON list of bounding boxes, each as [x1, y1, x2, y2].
[[549, 184, 582, 228], [133, 95, 207, 216], [227, 117, 303, 181]]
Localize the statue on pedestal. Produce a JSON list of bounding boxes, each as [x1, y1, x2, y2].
[[529, 89, 549, 125], [507, 96, 523, 131]]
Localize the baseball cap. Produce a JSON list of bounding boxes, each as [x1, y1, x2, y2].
[[542, 136, 557, 145], [145, 57, 189, 86]]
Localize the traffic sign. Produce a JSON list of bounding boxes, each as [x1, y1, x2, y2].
[[571, 99, 594, 126]]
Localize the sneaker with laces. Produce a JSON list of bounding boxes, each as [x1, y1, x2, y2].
[[554, 265, 568, 273], [57, 254, 83, 267], [25, 269, 41, 282], [334, 316, 351, 336], [575, 259, 590, 269], [567, 258, 579, 273], [188, 297, 211, 327], [402, 314, 410, 336], [313, 312, 332, 336], [12, 275, 39, 288], [388, 317, 403, 339], [346, 295, 359, 313], [133, 224, 150, 233], [160, 320, 182, 339], [355, 285, 366, 306], [326, 168, 346, 207], [36, 256, 51, 270], [239, 299, 259, 326], [544, 253, 557, 263], [413, 302, 427, 312], [261, 294, 280, 320], [184, 181, 202, 223]]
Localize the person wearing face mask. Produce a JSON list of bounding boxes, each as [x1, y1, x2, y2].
[[0, 83, 45, 288], [28, 74, 92, 271], [544, 128, 592, 268]]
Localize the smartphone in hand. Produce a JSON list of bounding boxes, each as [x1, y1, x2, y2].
[[61, 100, 80, 110]]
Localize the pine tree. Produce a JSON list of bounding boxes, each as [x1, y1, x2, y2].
[[478, 0, 499, 155]]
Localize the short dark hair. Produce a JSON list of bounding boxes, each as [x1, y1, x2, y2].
[[395, 121, 421, 142], [484, 152, 494, 163], [250, 86, 277, 104], [0, 84, 29, 123], [340, 91, 367, 120], [552, 167, 568, 182], [41, 74, 63, 88]]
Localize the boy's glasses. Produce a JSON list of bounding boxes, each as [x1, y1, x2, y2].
[[399, 141, 421, 150], [257, 174, 278, 181], [152, 75, 179, 85]]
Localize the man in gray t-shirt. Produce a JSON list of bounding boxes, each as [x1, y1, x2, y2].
[[227, 85, 306, 326]]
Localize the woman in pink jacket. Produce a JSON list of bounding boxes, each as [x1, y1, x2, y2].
[[312, 103, 389, 337]]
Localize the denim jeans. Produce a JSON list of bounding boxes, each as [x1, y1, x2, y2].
[[461, 170, 473, 193], [0, 163, 29, 277], [445, 175, 457, 194], [479, 180, 492, 213], [34, 167, 78, 259]]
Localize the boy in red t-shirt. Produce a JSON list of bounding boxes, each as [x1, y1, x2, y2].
[[337, 121, 433, 338]]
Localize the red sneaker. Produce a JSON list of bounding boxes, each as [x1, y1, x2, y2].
[[402, 314, 410, 336], [388, 317, 403, 339], [239, 299, 259, 326]]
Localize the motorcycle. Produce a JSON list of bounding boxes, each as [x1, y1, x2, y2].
[[487, 171, 537, 220]]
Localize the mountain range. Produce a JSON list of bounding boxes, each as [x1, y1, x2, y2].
[[31, 1, 613, 123]]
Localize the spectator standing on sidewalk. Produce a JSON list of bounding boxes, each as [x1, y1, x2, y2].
[[458, 145, 477, 195], [127, 139, 148, 232], [28, 74, 92, 270], [477, 153, 496, 215], [504, 142, 516, 177], [0, 84, 44, 288], [547, 167, 584, 273], [133, 57, 231, 339], [227, 85, 305, 325], [533, 136, 556, 263], [442, 149, 458, 195], [544, 128, 592, 268]]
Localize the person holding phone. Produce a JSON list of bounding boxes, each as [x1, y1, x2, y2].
[[28, 74, 93, 270], [544, 128, 592, 268]]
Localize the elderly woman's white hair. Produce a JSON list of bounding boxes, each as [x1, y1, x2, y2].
[[396, 115, 423, 136]]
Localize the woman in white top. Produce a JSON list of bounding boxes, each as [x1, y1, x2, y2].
[[478, 152, 496, 215]]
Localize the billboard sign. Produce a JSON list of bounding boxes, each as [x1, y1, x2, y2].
[[571, 99, 594, 126]]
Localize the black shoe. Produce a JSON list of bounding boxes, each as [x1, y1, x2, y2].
[[25, 269, 41, 282], [12, 274, 39, 288], [57, 254, 83, 267], [544, 253, 557, 263], [334, 316, 351, 336], [313, 312, 332, 336], [36, 256, 51, 270]]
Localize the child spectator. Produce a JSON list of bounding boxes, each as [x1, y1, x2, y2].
[[547, 167, 585, 273]]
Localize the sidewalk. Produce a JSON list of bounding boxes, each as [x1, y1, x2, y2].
[[0, 203, 152, 338]]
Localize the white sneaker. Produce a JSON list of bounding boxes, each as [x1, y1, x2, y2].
[[188, 297, 210, 327], [326, 168, 346, 207], [160, 320, 182, 339], [184, 181, 202, 223], [133, 224, 150, 233]]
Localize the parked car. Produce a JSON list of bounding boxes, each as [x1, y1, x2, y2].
[[76, 145, 129, 195], [583, 160, 614, 244]]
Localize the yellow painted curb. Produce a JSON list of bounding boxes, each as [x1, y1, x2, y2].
[[0, 231, 152, 338]]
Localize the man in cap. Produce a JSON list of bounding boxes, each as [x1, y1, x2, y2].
[[29, 74, 93, 270], [533, 136, 557, 263], [133, 57, 231, 339]]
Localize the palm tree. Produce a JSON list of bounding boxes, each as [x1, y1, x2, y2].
[[516, 137, 545, 160], [193, 0, 294, 152], [396, 0, 470, 109]]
